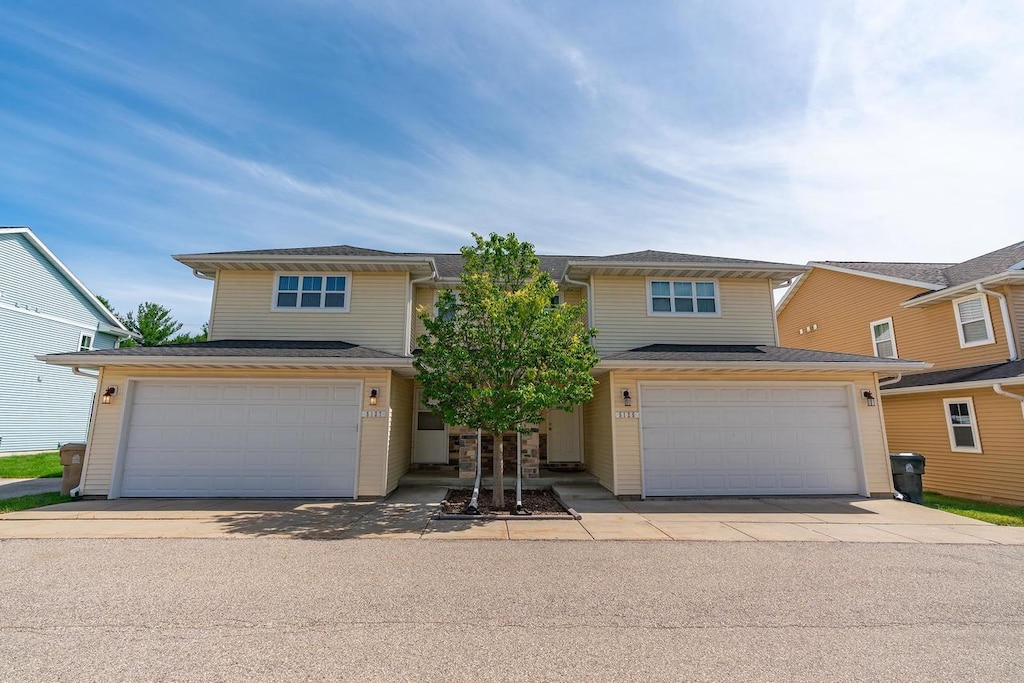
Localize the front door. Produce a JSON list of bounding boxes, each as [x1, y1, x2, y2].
[[413, 389, 448, 464], [546, 408, 582, 463]]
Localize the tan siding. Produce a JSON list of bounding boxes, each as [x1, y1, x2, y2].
[[583, 374, 614, 491], [591, 276, 777, 354], [1007, 285, 1024, 358], [608, 370, 891, 496], [209, 271, 408, 355], [778, 268, 1010, 370], [81, 367, 392, 498], [386, 373, 414, 493], [884, 388, 1024, 504]]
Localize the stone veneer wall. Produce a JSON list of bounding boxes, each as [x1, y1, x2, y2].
[[451, 425, 541, 478]]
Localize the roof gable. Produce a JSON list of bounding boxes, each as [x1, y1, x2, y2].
[[0, 228, 130, 335]]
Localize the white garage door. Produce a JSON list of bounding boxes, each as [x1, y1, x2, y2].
[[118, 381, 361, 497], [641, 384, 862, 496]]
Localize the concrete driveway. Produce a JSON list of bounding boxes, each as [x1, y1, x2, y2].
[[3, 486, 1024, 544]]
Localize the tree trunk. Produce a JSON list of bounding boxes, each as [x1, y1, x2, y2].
[[492, 431, 504, 508]]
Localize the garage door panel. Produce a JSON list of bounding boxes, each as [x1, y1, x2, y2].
[[120, 381, 360, 498], [641, 383, 862, 496]]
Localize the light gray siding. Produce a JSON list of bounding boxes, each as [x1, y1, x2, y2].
[[0, 233, 110, 326], [0, 308, 97, 452]]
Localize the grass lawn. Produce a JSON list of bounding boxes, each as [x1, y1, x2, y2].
[[0, 452, 62, 479], [0, 492, 73, 515], [923, 492, 1024, 527]]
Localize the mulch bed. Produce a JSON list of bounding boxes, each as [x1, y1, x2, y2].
[[441, 488, 571, 516]]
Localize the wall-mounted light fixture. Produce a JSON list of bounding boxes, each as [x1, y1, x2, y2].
[[862, 390, 876, 407], [101, 386, 117, 404], [622, 389, 632, 407], [369, 388, 379, 406]]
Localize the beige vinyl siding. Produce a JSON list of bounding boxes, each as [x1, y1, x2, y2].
[[583, 374, 614, 491], [591, 276, 777, 354], [607, 370, 891, 496], [778, 268, 1010, 370], [80, 367, 392, 498], [1007, 285, 1024, 359], [386, 372, 414, 493], [209, 271, 409, 355], [883, 388, 1024, 504]]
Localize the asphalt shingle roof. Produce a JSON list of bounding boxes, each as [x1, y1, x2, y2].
[[602, 344, 911, 364], [884, 360, 1024, 390], [47, 339, 405, 359], [821, 262, 954, 287]]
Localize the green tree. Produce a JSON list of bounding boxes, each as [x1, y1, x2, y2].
[[414, 233, 599, 508], [169, 322, 209, 345], [122, 302, 183, 346]]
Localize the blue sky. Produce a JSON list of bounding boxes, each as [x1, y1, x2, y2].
[[2, 1, 1022, 332]]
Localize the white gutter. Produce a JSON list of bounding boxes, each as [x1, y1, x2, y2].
[[38, 355, 414, 368], [993, 383, 1024, 419], [883, 376, 1024, 395], [900, 271, 1024, 307], [596, 360, 928, 372], [562, 274, 593, 330], [71, 366, 98, 379], [975, 283, 1018, 361], [878, 373, 902, 388], [191, 269, 215, 281], [406, 268, 438, 355]]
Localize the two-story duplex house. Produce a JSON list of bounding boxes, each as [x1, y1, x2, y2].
[[40, 243, 924, 500], [1, 228, 133, 453], [777, 240, 1024, 504]]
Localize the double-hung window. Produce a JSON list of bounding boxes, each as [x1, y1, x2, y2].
[[79, 334, 93, 352], [953, 295, 994, 348], [870, 317, 897, 358], [274, 274, 349, 311], [943, 398, 982, 453], [648, 280, 718, 315]]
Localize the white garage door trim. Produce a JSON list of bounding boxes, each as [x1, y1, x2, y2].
[[638, 381, 868, 498], [110, 378, 363, 499]]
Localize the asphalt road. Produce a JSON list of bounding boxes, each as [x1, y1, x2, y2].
[[2, 539, 1023, 681]]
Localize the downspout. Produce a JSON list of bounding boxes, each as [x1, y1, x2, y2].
[[562, 274, 593, 331], [878, 374, 902, 388], [464, 429, 483, 514], [69, 366, 99, 496], [993, 384, 1024, 419], [770, 279, 792, 346], [976, 284, 1018, 361], [407, 267, 438, 356]]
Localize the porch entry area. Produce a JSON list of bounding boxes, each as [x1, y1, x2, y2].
[[411, 388, 584, 476]]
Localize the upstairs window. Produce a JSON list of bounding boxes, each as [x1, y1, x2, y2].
[[943, 398, 981, 453], [79, 334, 93, 352], [953, 294, 994, 348], [274, 274, 349, 311], [434, 290, 460, 321], [870, 318, 898, 358], [648, 279, 718, 315]]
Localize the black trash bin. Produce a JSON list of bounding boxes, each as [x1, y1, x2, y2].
[[890, 452, 926, 504]]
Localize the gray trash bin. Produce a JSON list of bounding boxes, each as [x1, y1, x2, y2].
[[890, 452, 926, 504], [59, 443, 87, 496]]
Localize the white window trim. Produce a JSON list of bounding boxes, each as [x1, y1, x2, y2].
[[943, 397, 982, 453], [869, 317, 898, 358], [952, 294, 995, 349], [433, 289, 460, 317], [79, 333, 94, 352], [645, 277, 721, 317], [271, 272, 351, 312]]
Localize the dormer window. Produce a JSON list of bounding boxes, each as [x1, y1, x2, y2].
[[953, 294, 994, 348], [648, 279, 719, 316], [273, 274, 350, 311]]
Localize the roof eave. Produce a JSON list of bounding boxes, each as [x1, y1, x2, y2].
[[173, 253, 439, 277], [882, 375, 1024, 395], [900, 271, 1024, 307], [564, 261, 807, 281], [37, 354, 414, 368], [596, 359, 929, 372]]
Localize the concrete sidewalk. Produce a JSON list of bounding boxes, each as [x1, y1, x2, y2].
[[2, 486, 1024, 544]]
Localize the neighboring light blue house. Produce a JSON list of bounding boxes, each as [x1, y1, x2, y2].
[[0, 227, 133, 454]]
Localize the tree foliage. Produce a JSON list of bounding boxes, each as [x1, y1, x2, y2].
[[414, 233, 599, 506], [97, 297, 206, 347]]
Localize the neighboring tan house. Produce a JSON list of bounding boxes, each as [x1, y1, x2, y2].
[[1, 227, 133, 453], [777, 240, 1024, 504], [39, 244, 924, 499]]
